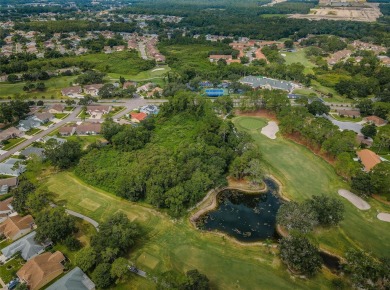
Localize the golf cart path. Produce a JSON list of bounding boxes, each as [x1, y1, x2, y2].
[[338, 189, 371, 210], [261, 121, 279, 139]]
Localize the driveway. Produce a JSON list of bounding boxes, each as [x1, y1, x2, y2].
[[324, 115, 362, 134]]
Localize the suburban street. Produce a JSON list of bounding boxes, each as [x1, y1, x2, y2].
[[0, 98, 168, 162]]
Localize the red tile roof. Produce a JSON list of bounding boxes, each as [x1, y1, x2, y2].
[[130, 112, 147, 121]]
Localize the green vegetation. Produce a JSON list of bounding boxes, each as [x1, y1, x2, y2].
[[25, 128, 42, 136], [281, 48, 316, 74], [233, 116, 390, 256], [0, 255, 25, 283], [46, 171, 335, 290], [2, 137, 26, 150], [54, 113, 68, 119]]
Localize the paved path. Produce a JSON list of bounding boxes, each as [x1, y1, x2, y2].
[[0, 107, 82, 162], [66, 209, 99, 230], [128, 266, 147, 278], [324, 115, 362, 134]]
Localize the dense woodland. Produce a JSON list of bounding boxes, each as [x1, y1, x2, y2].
[[76, 93, 257, 216]]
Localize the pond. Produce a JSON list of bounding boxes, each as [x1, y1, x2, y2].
[[197, 178, 282, 242]]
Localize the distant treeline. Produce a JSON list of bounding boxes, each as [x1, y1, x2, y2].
[[14, 20, 137, 34]]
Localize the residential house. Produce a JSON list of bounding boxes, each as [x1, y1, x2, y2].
[[123, 81, 137, 89], [140, 105, 159, 115], [86, 105, 112, 119], [0, 127, 24, 143], [147, 87, 163, 98], [130, 112, 147, 123], [58, 126, 76, 136], [34, 112, 54, 124], [356, 134, 373, 147], [20, 147, 45, 159], [336, 109, 361, 118], [0, 197, 14, 223], [0, 158, 26, 176], [136, 83, 154, 94], [0, 177, 18, 195], [0, 214, 35, 240], [46, 267, 96, 290], [76, 123, 102, 135], [1, 231, 49, 261], [327, 49, 351, 65], [17, 251, 65, 290], [61, 86, 82, 98], [48, 104, 65, 114], [43, 136, 67, 145], [18, 117, 42, 132], [84, 84, 104, 97], [364, 116, 387, 127], [357, 149, 381, 172], [209, 55, 232, 63]]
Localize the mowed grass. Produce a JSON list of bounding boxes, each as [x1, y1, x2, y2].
[[281, 48, 316, 74], [233, 117, 390, 256], [108, 65, 170, 85], [0, 75, 77, 99], [46, 172, 335, 290]]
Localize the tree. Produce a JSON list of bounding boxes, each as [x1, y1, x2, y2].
[[279, 234, 322, 276], [351, 172, 373, 198], [361, 125, 377, 138], [91, 213, 139, 258], [110, 257, 129, 280], [75, 70, 105, 85], [213, 96, 233, 116], [75, 247, 97, 272], [45, 140, 82, 169], [92, 263, 113, 289], [63, 235, 82, 251], [284, 39, 294, 49], [101, 118, 123, 142], [277, 202, 318, 233], [370, 162, 390, 196], [306, 195, 345, 226], [36, 100, 44, 106], [244, 159, 264, 186], [35, 207, 76, 243], [322, 130, 357, 157], [11, 179, 36, 214], [183, 269, 210, 290], [15, 283, 28, 290], [26, 188, 53, 213], [307, 100, 330, 116], [240, 56, 249, 64], [334, 152, 360, 181], [344, 249, 390, 290]]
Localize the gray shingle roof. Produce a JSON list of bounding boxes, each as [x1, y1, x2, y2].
[[1, 231, 46, 261], [21, 147, 45, 159], [239, 76, 294, 91], [46, 267, 95, 290]]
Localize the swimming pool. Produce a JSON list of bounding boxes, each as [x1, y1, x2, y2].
[[205, 89, 225, 97]]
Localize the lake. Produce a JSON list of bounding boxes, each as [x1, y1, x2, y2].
[[198, 178, 282, 242]]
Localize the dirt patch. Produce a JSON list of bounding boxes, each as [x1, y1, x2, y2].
[[227, 177, 265, 192], [235, 109, 278, 121], [338, 189, 371, 210]]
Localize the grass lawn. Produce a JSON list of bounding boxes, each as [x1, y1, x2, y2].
[[281, 48, 316, 74], [104, 106, 126, 118], [2, 137, 26, 150], [108, 65, 170, 87], [54, 113, 69, 119], [46, 172, 336, 290], [329, 113, 362, 123], [25, 128, 42, 136], [0, 75, 77, 100], [310, 80, 352, 103], [65, 135, 106, 149], [233, 116, 390, 256], [293, 88, 319, 98], [0, 256, 25, 283], [64, 106, 75, 111]]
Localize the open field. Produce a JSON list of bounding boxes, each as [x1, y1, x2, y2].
[[0, 75, 77, 100], [233, 116, 390, 256], [46, 172, 335, 290], [281, 48, 316, 74], [108, 65, 170, 86]]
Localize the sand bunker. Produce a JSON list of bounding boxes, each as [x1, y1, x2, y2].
[[151, 68, 165, 72], [338, 189, 371, 210], [261, 121, 279, 139], [377, 213, 390, 223]]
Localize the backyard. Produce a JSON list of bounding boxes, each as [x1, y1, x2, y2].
[[233, 116, 390, 256], [0, 255, 24, 284]]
